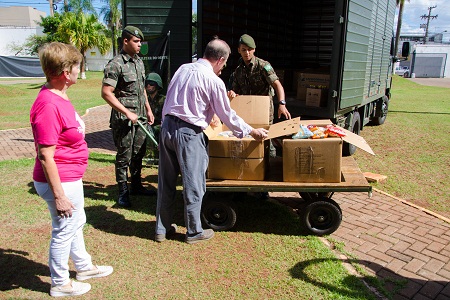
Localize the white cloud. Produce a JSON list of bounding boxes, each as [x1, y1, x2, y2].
[[396, 0, 450, 35]]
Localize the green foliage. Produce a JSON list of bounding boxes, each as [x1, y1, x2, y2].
[[100, 0, 122, 56], [57, 11, 111, 56]]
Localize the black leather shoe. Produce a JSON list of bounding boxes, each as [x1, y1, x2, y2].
[[130, 185, 156, 196], [117, 182, 131, 207]]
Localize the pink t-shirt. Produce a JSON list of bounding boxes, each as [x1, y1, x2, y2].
[[30, 86, 88, 182]]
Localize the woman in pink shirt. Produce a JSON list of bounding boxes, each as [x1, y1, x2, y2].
[[30, 42, 113, 297]]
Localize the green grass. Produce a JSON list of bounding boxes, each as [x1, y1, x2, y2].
[[1, 74, 448, 299], [354, 76, 450, 217], [0, 71, 105, 130], [0, 153, 377, 299]]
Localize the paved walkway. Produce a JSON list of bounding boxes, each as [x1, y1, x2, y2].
[[0, 105, 116, 161], [1, 104, 449, 299]]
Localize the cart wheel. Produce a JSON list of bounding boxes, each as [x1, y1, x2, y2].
[[300, 199, 342, 236], [299, 192, 332, 201], [201, 198, 237, 231]]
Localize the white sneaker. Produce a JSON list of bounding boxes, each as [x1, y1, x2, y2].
[[76, 265, 113, 281], [50, 280, 91, 297]]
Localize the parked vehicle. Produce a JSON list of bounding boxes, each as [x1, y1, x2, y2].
[[123, 0, 408, 156], [395, 66, 410, 78], [126, 0, 412, 235]]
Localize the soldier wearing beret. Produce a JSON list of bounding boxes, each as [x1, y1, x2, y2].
[[102, 25, 156, 208], [228, 34, 291, 199], [228, 34, 291, 155]]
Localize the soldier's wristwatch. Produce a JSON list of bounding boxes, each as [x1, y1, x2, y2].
[[278, 100, 286, 105]]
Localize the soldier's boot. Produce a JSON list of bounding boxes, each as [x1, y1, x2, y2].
[[117, 182, 131, 207], [130, 175, 156, 196]]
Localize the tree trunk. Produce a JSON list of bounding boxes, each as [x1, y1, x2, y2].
[[80, 55, 87, 79], [394, 2, 404, 57]]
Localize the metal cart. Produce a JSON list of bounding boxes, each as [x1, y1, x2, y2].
[[203, 156, 371, 236]]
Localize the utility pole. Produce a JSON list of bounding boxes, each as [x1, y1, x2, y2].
[[421, 6, 438, 44], [49, 0, 54, 16]]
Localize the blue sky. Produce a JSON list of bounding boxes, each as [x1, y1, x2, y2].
[[1, 0, 448, 36], [395, 0, 449, 35], [0, 0, 105, 16]]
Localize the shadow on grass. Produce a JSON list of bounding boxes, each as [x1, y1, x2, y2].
[[389, 110, 450, 115], [82, 182, 307, 238], [290, 258, 447, 299], [27, 83, 45, 90], [85, 129, 116, 153], [0, 248, 49, 293]]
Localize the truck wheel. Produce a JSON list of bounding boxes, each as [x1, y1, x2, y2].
[[403, 72, 409, 78], [299, 192, 332, 201], [300, 199, 342, 236], [371, 95, 389, 126], [201, 198, 237, 231], [343, 112, 360, 156]]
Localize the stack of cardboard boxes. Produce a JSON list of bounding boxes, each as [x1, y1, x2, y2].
[[296, 71, 330, 107], [205, 96, 300, 180], [205, 97, 373, 183]]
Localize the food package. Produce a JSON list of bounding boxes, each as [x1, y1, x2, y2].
[[292, 124, 313, 139]]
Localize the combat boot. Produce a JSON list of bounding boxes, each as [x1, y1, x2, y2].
[[117, 182, 131, 207], [130, 175, 156, 196]]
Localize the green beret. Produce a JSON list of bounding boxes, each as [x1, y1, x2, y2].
[[239, 34, 256, 49], [123, 26, 144, 40]]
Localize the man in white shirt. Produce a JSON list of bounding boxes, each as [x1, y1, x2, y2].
[[155, 38, 268, 244]]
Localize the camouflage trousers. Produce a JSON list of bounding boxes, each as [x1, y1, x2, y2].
[[111, 120, 147, 183]]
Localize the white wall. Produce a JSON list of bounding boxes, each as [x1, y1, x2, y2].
[[414, 44, 450, 78], [85, 47, 113, 72], [0, 27, 44, 56]]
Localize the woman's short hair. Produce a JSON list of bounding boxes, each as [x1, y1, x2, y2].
[[39, 42, 83, 81]]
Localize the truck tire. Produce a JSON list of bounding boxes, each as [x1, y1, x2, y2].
[[371, 95, 389, 126], [343, 112, 360, 156], [300, 199, 342, 236], [201, 197, 237, 231]]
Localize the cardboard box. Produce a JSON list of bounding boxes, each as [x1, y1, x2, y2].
[[297, 73, 330, 101], [283, 138, 343, 183], [229, 95, 270, 125], [306, 88, 328, 107], [283, 120, 374, 183], [205, 96, 301, 180], [208, 157, 267, 180]]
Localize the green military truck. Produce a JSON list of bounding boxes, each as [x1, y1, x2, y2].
[[123, 0, 400, 155]]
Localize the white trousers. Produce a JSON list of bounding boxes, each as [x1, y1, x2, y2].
[[34, 179, 93, 286]]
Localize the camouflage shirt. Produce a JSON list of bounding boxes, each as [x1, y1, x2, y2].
[[230, 56, 279, 97], [230, 56, 279, 122], [103, 51, 147, 125], [148, 92, 166, 126]]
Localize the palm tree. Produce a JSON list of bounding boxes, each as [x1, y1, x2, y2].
[[394, 0, 410, 57], [100, 0, 122, 56], [66, 0, 97, 16], [57, 11, 111, 79]]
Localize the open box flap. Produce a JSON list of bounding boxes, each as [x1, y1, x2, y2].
[[267, 117, 301, 139], [298, 119, 375, 155]]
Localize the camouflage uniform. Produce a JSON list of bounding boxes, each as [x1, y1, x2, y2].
[[146, 92, 166, 159], [103, 50, 148, 183], [230, 55, 279, 123]]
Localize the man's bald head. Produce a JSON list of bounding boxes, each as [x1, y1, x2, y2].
[[203, 38, 231, 62]]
